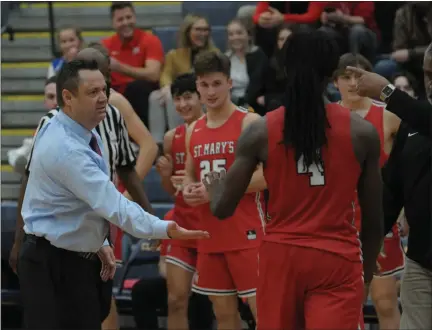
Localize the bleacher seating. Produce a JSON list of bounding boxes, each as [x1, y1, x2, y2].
[[182, 2, 256, 26], [0, 1, 243, 199]]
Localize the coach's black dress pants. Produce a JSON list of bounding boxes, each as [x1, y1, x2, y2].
[[18, 235, 112, 329]]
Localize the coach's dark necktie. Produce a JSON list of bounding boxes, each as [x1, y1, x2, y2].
[[89, 133, 115, 248], [90, 133, 103, 157]]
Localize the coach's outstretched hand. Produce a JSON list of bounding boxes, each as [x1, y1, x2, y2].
[[166, 221, 210, 240], [346, 66, 390, 99]]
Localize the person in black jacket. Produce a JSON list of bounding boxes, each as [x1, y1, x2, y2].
[[347, 44, 432, 330]]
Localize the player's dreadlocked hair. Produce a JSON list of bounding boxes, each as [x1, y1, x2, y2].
[[282, 30, 339, 170]]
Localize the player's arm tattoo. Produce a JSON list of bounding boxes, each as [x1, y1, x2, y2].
[[209, 117, 268, 219], [357, 124, 384, 283]]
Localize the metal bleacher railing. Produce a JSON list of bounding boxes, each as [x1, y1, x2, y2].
[[47, 1, 61, 58], [1, 2, 18, 39]]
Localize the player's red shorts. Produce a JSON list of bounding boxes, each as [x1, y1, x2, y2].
[[165, 244, 198, 273], [257, 241, 364, 330], [192, 248, 258, 298], [375, 227, 405, 277]]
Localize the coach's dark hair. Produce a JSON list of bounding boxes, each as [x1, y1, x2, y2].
[[45, 76, 57, 86], [282, 30, 339, 170], [110, 2, 134, 18], [56, 60, 99, 107], [333, 53, 372, 80], [194, 50, 231, 78], [171, 73, 198, 96]]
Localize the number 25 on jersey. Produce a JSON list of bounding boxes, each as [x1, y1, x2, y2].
[[200, 159, 227, 180]]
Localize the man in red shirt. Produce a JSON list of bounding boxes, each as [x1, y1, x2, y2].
[[102, 2, 164, 127], [202, 31, 383, 330], [155, 73, 205, 330], [182, 51, 267, 330]]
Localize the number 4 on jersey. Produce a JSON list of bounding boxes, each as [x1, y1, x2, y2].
[[297, 155, 325, 186], [200, 159, 227, 181]]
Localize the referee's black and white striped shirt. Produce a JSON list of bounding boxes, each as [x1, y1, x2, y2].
[[26, 104, 136, 182]]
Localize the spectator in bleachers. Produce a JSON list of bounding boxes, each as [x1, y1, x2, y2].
[[374, 2, 405, 55], [392, 71, 419, 99], [374, 2, 432, 95], [318, 2, 379, 63], [253, 2, 323, 57], [148, 14, 217, 144], [225, 18, 267, 115], [103, 2, 164, 128], [47, 25, 83, 78]]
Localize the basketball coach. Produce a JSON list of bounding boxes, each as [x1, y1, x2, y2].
[[17, 60, 209, 330]]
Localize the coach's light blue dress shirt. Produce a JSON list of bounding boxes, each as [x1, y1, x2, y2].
[[22, 110, 169, 253]]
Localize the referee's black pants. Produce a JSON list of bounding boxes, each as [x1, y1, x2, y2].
[[18, 235, 112, 329]]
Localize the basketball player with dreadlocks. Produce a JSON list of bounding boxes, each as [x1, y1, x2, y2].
[[201, 30, 384, 330], [182, 51, 267, 330], [334, 53, 403, 330]]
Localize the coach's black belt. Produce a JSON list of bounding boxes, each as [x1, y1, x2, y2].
[[25, 234, 98, 261]]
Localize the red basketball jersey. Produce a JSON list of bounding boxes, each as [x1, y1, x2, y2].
[[263, 104, 362, 263], [189, 108, 264, 253], [169, 124, 198, 249], [353, 103, 389, 230]]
